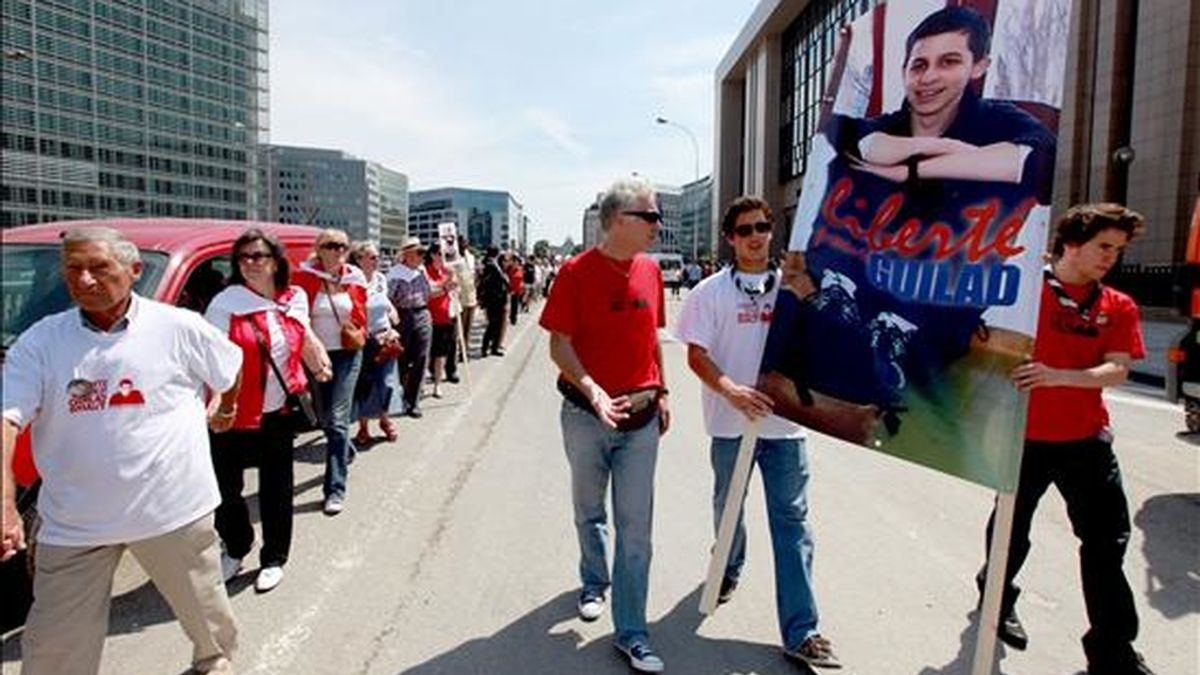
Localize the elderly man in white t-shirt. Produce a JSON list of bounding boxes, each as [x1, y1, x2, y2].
[[1, 227, 244, 675], [676, 196, 841, 672]]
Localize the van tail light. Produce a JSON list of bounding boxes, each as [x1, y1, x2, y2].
[[1193, 289, 1200, 318], [1168, 347, 1187, 364]]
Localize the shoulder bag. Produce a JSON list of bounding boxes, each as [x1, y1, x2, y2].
[[323, 279, 366, 351], [249, 318, 320, 434]]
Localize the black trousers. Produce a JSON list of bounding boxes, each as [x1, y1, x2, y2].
[[981, 437, 1139, 664], [210, 411, 295, 567], [481, 302, 505, 355], [509, 294, 520, 326]]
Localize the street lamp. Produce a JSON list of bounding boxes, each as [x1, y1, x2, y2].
[[654, 116, 699, 181], [655, 116, 700, 259]]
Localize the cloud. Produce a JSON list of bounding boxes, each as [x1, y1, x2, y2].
[[522, 107, 590, 158]]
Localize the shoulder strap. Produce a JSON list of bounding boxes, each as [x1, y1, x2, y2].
[[249, 317, 291, 393]]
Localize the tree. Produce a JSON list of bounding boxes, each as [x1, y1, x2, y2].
[[533, 239, 551, 259]]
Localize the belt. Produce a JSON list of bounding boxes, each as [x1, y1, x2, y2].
[[400, 306, 428, 312]]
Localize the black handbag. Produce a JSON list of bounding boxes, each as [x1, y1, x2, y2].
[[250, 320, 320, 434]]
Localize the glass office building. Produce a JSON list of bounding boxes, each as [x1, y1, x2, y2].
[[408, 187, 525, 252], [1, 0, 269, 227]]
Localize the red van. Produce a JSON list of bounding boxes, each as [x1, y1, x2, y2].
[[0, 218, 319, 629], [1168, 200, 1200, 432]]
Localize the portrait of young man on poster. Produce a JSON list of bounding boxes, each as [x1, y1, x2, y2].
[[759, 3, 1067, 488]]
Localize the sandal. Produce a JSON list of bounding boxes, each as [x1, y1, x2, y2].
[[379, 417, 398, 442], [354, 427, 372, 446]]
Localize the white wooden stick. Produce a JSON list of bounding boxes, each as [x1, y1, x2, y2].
[[971, 491, 1017, 675], [699, 424, 760, 615], [457, 314, 473, 395]]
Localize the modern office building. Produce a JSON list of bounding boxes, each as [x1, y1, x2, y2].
[[259, 144, 408, 246], [680, 175, 714, 261], [1, 0, 269, 227], [715, 0, 1199, 309], [581, 198, 601, 249], [652, 184, 684, 255], [408, 187, 525, 251]]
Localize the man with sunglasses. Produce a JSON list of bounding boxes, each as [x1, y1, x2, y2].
[[976, 204, 1154, 675], [677, 196, 840, 672], [540, 178, 669, 673]]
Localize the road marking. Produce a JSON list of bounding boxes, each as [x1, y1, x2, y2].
[[243, 314, 543, 675]]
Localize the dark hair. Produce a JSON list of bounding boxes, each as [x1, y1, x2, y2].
[[904, 7, 991, 66], [1052, 203, 1145, 257], [721, 196, 774, 237], [228, 228, 290, 290], [485, 245, 500, 259]]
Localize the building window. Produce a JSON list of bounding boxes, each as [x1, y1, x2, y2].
[[779, 0, 872, 181]]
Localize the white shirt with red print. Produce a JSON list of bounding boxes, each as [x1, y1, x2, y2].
[[2, 295, 242, 546]]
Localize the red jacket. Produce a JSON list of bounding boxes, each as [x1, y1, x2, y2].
[[293, 260, 368, 331], [206, 285, 311, 430]]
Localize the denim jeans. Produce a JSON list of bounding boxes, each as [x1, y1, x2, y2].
[[318, 348, 362, 499], [560, 400, 659, 648], [711, 435, 818, 650]]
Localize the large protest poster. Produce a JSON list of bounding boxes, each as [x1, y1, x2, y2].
[[759, 0, 1074, 490]]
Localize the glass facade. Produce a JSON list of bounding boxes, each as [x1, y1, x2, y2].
[[678, 176, 713, 261], [408, 188, 524, 251], [779, 0, 872, 181], [1, 0, 268, 227]]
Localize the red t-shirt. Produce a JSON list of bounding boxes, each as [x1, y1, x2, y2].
[[539, 248, 665, 394], [426, 263, 452, 326], [1025, 280, 1145, 441]]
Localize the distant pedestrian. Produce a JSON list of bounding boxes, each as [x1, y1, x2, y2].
[[977, 203, 1155, 675], [2, 226, 243, 675], [349, 241, 401, 444], [388, 237, 433, 418], [540, 178, 670, 673], [507, 253, 525, 325], [446, 235, 476, 375], [478, 246, 510, 357], [676, 196, 840, 670], [294, 228, 368, 516], [425, 247, 458, 398], [205, 229, 333, 593]]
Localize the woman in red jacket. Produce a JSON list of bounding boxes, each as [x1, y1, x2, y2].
[[205, 229, 331, 592], [292, 229, 368, 516], [424, 248, 458, 398]]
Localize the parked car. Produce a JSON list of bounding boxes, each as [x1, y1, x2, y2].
[[1168, 199, 1200, 432], [0, 218, 319, 630]]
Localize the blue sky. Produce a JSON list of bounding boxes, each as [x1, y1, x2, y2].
[[269, 1, 758, 245]]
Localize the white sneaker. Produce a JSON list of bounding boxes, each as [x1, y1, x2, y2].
[[577, 590, 605, 622], [255, 565, 284, 593], [323, 495, 344, 516], [219, 553, 242, 583]]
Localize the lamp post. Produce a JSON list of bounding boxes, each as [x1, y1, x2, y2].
[[655, 116, 700, 259]]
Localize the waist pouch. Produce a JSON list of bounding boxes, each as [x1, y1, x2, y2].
[[557, 379, 660, 432]]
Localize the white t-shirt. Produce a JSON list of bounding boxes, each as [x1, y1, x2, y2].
[[311, 290, 354, 349], [2, 295, 243, 546], [674, 268, 804, 440]]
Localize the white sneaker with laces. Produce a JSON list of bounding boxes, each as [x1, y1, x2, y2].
[[219, 553, 242, 583], [255, 565, 284, 593], [577, 591, 605, 622]]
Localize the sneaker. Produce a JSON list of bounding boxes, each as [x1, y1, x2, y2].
[[997, 606, 1028, 651], [577, 590, 605, 622], [445, 374, 460, 384], [616, 642, 665, 673], [323, 495, 344, 516], [784, 634, 842, 669], [1088, 651, 1155, 675], [717, 576, 739, 605], [407, 408, 423, 419], [191, 655, 234, 674], [255, 565, 284, 593], [219, 553, 242, 583]]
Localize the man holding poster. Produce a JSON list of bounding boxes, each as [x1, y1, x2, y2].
[[978, 203, 1155, 675], [677, 196, 840, 670], [760, 4, 1062, 490]]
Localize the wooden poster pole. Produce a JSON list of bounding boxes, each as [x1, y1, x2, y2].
[[699, 424, 760, 615], [971, 491, 1018, 675]]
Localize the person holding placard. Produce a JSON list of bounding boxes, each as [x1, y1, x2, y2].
[[677, 196, 840, 671]]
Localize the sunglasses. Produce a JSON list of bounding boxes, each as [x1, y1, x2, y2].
[[732, 221, 772, 238], [623, 210, 663, 224], [320, 242, 348, 251], [236, 251, 274, 263]]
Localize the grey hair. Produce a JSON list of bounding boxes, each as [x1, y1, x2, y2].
[[61, 226, 140, 266], [348, 240, 377, 265], [598, 178, 655, 231]]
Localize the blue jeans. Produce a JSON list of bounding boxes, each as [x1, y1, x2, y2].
[[318, 349, 363, 499], [560, 400, 659, 648], [711, 435, 818, 650]]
